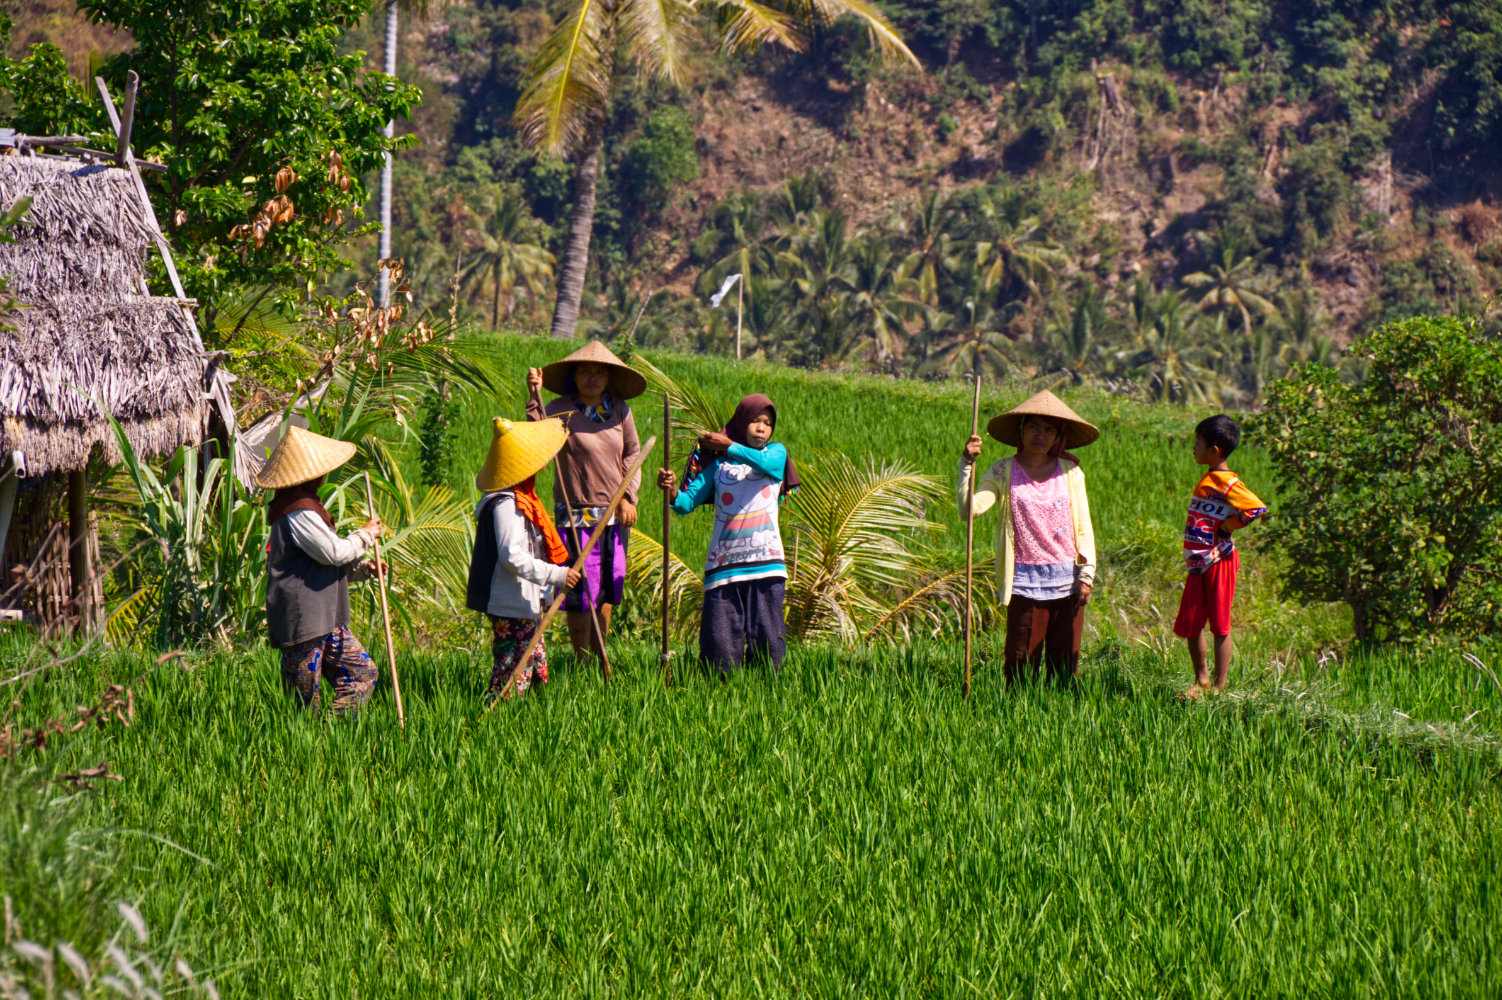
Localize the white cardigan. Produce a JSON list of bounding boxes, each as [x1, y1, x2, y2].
[[476, 492, 568, 620]]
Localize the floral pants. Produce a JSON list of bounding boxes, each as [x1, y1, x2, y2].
[[279, 626, 378, 714], [488, 615, 549, 698]]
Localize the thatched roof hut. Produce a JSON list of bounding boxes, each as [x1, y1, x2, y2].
[[0, 153, 226, 475]]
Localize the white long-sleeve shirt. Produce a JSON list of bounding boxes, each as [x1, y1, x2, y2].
[[478, 491, 568, 619], [285, 510, 376, 567]]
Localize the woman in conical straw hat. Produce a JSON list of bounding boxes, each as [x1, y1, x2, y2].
[[258, 425, 386, 714], [466, 415, 581, 699], [524, 340, 645, 664], [957, 390, 1098, 685]]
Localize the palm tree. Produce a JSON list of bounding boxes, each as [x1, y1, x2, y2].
[[899, 187, 962, 307], [840, 238, 926, 371], [1117, 288, 1223, 405], [461, 192, 555, 329], [514, 0, 918, 340], [774, 207, 859, 364], [1182, 230, 1279, 337], [1040, 280, 1114, 378], [696, 191, 775, 321]]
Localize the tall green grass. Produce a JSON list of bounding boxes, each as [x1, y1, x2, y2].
[[4, 636, 1499, 997]]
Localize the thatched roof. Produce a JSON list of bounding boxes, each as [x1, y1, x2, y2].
[[0, 154, 221, 476]]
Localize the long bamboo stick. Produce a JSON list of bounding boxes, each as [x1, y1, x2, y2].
[[490, 437, 657, 707], [963, 372, 982, 700], [661, 391, 673, 687], [364, 473, 405, 729], [551, 460, 612, 682]]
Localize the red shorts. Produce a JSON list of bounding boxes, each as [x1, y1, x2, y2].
[[1173, 549, 1238, 638]]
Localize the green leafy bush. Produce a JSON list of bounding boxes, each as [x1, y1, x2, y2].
[[1256, 315, 1502, 641], [624, 106, 699, 209]]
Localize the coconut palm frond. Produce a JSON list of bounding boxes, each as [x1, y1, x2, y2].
[[513, 0, 613, 158], [619, 0, 698, 86], [860, 556, 1000, 642], [631, 353, 736, 469], [785, 455, 946, 641], [104, 586, 153, 649], [805, 0, 920, 65], [712, 0, 801, 51], [626, 528, 704, 639]]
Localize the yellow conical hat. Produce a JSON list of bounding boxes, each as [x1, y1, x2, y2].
[[475, 416, 570, 493], [255, 425, 357, 490], [540, 340, 647, 400], [986, 390, 1100, 448]]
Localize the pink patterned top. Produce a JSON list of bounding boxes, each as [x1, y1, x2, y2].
[[1009, 458, 1077, 599]]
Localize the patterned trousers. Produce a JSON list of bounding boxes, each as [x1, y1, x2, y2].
[[279, 626, 378, 714], [488, 614, 549, 698]]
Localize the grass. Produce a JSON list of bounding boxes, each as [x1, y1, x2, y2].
[[4, 633, 1501, 997]]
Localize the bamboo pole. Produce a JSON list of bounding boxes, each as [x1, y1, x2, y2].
[[661, 391, 673, 687], [963, 372, 982, 699], [363, 473, 405, 729], [491, 437, 657, 707], [551, 460, 612, 683], [736, 275, 744, 361], [66, 469, 89, 634]]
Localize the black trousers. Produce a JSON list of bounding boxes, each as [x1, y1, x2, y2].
[[699, 578, 786, 675]]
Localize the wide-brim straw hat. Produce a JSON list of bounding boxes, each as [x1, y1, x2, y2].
[[540, 340, 647, 400], [986, 390, 1100, 448], [476, 416, 570, 492], [255, 425, 358, 490]]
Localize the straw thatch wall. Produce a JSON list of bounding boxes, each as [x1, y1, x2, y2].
[[0, 154, 211, 475]]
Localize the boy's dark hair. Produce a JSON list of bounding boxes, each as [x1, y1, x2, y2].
[[1195, 414, 1241, 457]]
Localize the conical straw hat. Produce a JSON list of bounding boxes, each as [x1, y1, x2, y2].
[[255, 425, 358, 490], [986, 390, 1100, 448], [476, 416, 570, 493], [540, 340, 647, 400]]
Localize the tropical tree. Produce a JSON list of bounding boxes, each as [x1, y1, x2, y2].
[[1183, 230, 1280, 336], [514, 0, 918, 340], [1040, 280, 1114, 378], [695, 191, 776, 319], [462, 191, 555, 329], [839, 238, 926, 370], [899, 187, 962, 306], [1117, 288, 1223, 404]]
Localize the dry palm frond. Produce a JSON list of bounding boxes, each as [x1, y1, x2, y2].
[[861, 556, 1000, 642], [784, 455, 945, 641], [631, 352, 735, 471], [713, 0, 800, 50], [804, 0, 919, 65], [513, 0, 614, 157], [625, 528, 704, 639]]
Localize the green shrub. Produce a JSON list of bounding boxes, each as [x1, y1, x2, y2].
[[1256, 315, 1502, 641], [625, 106, 700, 209]]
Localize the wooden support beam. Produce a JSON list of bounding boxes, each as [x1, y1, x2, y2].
[[116, 71, 139, 165], [67, 469, 89, 631]]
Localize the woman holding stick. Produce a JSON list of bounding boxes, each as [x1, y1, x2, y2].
[[259, 426, 387, 714], [958, 391, 1098, 684], [526, 341, 645, 663], [466, 416, 581, 699]]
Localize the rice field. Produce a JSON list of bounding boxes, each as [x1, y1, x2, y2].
[[5, 339, 1500, 996], [5, 636, 1500, 997]]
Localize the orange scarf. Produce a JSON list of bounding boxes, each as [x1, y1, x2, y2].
[[512, 475, 570, 565]]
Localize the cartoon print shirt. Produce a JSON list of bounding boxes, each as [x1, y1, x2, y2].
[[1183, 469, 1266, 573], [672, 442, 788, 590]]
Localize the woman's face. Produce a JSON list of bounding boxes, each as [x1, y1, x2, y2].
[[1020, 416, 1060, 458], [574, 363, 611, 404], [746, 409, 774, 447]]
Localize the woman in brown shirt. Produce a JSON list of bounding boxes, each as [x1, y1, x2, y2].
[[525, 340, 645, 661]]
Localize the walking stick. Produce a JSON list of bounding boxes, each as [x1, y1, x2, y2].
[[661, 391, 673, 687], [488, 437, 657, 708], [363, 472, 405, 729], [963, 372, 982, 700], [551, 463, 612, 682]]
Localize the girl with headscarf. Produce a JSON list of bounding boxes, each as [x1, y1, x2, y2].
[[656, 394, 801, 676], [525, 341, 644, 664], [258, 426, 386, 714], [958, 390, 1098, 684], [467, 416, 582, 699]]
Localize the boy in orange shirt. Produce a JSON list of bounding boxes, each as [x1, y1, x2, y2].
[[1175, 414, 1266, 699]]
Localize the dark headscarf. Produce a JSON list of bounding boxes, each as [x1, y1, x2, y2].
[[268, 477, 336, 528], [681, 393, 801, 501]]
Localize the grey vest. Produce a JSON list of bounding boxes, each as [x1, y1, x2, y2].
[[265, 515, 351, 648]]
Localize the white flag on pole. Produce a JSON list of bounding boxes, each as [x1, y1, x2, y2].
[[709, 272, 743, 308]]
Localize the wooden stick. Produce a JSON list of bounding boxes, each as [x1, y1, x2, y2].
[[551, 458, 612, 683], [490, 436, 657, 708], [115, 70, 139, 165], [364, 472, 405, 729], [661, 391, 673, 687], [963, 371, 982, 699]]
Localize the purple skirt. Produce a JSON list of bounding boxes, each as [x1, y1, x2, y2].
[[557, 520, 628, 612]]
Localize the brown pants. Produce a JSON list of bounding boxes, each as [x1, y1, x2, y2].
[[1004, 594, 1085, 683]]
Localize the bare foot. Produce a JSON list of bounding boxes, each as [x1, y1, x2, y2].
[[1177, 684, 1211, 702]]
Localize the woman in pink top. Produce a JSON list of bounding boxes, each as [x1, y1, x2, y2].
[[958, 391, 1098, 684], [525, 340, 645, 663]]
